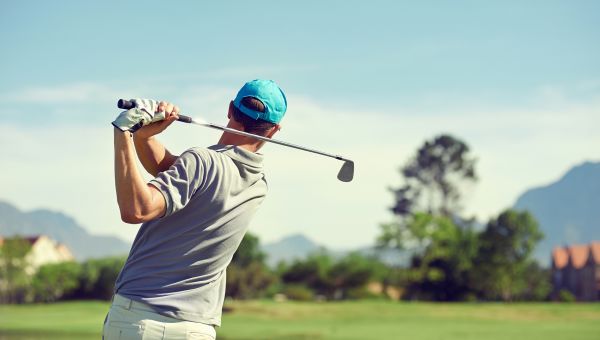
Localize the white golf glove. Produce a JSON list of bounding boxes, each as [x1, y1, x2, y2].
[[112, 98, 167, 132]]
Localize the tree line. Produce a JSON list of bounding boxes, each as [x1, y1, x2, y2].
[[0, 243, 125, 304], [0, 133, 554, 303], [0, 234, 391, 303]]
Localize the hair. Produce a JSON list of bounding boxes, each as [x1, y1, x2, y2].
[[232, 97, 276, 135]]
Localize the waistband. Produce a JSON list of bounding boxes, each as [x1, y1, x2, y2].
[[112, 294, 216, 336], [113, 294, 158, 312]]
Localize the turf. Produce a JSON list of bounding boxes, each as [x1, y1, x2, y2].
[[0, 300, 599, 340]]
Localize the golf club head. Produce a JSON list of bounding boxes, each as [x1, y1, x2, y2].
[[337, 160, 354, 182]]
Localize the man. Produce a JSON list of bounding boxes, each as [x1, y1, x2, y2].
[[104, 79, 287, 340]]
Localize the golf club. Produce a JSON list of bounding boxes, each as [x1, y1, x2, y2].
[[117, 99, 355, 182]]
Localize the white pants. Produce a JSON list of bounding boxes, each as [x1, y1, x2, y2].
[[103, 294, 216, 340]]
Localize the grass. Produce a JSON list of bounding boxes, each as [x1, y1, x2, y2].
[[0, 300, 599, 339]]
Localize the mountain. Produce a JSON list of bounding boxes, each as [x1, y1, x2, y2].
[[261, 234, 323, 266], [514, 161, 600, 264], [262, 162, 600, 268], [261, 233, 409, 267], [0, 201, 131, 260]]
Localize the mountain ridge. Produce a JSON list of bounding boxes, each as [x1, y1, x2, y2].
[[261, 233, 408, 267], [2, 160, 597, 265], [514, 161, 600, 264], [263, 161, 600, 267], [0, 201, 130, 260]]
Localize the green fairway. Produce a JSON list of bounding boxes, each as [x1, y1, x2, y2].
[[1, 300, 599, 340]]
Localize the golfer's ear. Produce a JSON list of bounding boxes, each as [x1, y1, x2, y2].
[[266, 124, 281, 138], [228, 101, 234, 119]]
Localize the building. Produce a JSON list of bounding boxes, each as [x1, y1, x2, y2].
[[0, 235, 74, 275], [551, 242, 600, 301]]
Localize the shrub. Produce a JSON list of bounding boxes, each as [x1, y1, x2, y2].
[[558, 289, 576, 303], [345, 287, 381, 300], [282, 284, 314, 301], [73, 256, 126, 300], [226, 262, 277, 299], [32, 262, 81, 302]]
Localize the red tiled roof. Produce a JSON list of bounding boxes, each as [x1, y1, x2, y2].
[[568, 244, 590, 269], [552, 247, 569, 269], [590, 242, 600, 265]]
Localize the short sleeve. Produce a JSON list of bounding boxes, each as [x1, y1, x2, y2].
[[149, 149, 210, 217]]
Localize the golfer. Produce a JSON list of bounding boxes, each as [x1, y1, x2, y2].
[[104, 79, 287, 340]]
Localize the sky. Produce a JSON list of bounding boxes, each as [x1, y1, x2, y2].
[[0, 1, 599, 249]]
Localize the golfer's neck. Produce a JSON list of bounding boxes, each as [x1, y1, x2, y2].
[[218, 132, 262, 153]]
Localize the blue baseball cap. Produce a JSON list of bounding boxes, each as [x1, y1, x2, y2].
[[233, 79, 287, 124]]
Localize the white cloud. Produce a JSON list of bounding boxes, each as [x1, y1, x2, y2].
[[0, 83, 598, 250]]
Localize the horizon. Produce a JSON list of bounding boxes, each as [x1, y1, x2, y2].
[[1, 1, 599, 249], [1, 158, 597, 248]]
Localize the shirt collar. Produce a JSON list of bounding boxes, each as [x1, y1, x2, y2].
[[208, 144, 264, 167]]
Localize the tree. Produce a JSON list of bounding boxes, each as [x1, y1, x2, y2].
[[379, 134, 477, 259], [73, 256, 126, 300], [226, 261, 277, 299], [472, 210, 544, 301], [280, 252, 388, 300], [231, 233, 265, 267], [32, 262, 81, 302], [329, 253, 386, 299], [281, 252, 334, 298], [377, 134, 479, 301], [392, 134, 477, 217], [94, 257, 126, 300], [226, 233, 276, 299], [0, 237, 32, 303], [395, 213, 478, 301], [520, 261, 551, 301]]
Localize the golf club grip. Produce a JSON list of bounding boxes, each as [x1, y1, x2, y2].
[[177, 115, 192, 123], [117, 99, 193, 123], [117, 99, 135, 110]]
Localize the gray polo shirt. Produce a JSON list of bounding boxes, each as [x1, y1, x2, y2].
[[114, 144, 267, 326]]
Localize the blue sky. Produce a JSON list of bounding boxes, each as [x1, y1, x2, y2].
[[3, 1, 599, 106], [1, 1, 599, 248]]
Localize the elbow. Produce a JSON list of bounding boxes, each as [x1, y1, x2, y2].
[[116, 189, 164, 224], [119, 210, 146, 224]]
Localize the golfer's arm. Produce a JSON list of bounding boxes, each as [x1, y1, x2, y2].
[[133, 135, 178, 177], [114, 129, 166, 224]]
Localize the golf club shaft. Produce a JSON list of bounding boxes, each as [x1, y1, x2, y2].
[[117, 99, 351, 162], [194, 120, 350, 162]]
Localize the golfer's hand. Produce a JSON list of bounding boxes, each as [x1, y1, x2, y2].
[[112, 98, 173, 133], [135, 101, 180, 139]]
